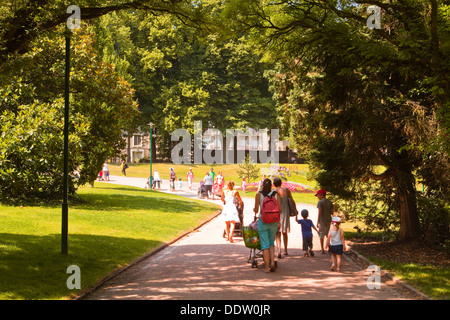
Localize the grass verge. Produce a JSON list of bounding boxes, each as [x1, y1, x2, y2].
[[346, 232, 449, 300]]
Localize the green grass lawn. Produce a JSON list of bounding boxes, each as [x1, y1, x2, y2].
[[0, 183, 220, 300], [369, 257, 449, 300]]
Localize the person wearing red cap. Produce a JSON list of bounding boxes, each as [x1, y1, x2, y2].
[[315, 189, 333, 254]]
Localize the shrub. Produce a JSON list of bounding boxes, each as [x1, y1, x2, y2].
[[417, 195, 450, 248]]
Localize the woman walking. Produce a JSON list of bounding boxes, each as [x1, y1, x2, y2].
[[221, 181, 243, 243], [186, 168, 194, 190], [273, 177, 293, 258], [169, 167, 176, 191], [253, 178, 281, 273]]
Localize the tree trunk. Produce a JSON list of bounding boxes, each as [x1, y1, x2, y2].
[[395, 168, 422, 240]]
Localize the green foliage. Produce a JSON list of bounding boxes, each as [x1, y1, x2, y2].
[[232, 0, 450, 240], [417, 195, 450, 248], [0, 101, 71, 201], [236, 154, 260, 183], [93, 12, 277, 158], [0, 26, 139, 202], [0, 0, 208, 68]]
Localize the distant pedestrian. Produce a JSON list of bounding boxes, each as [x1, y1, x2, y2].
[[169, 168, 176, 191], [153, 169, 161, 190], [256, 174, 266, 192], [325, 216, 346, 272], [297, 209, 319, 257], [215, 171, 225, 196], [316, 189, 333, 254], [241, 176, 246, 193], [186, 168, 194, 190], [203, 172, 213, 199], [209, 167, 216, 181], [221, 180, 243, 243], [178, 178, 182, 190], [102, 163, 110, 181], [120, 160, 128, 176]]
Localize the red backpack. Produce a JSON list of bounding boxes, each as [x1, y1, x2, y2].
[[261, 191, 280, 223]]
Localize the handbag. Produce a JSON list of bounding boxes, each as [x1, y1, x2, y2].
[[286, 188, 298, 217]]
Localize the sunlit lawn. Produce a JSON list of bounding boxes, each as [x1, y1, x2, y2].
[[0, 183, 220, 300], [367, 256, 449, 300]]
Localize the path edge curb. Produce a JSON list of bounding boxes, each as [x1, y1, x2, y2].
[[73, 209, 222, 300]]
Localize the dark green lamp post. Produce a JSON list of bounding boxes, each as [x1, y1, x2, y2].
[[62, 6, 80, 255], [61, 30, 71, 255], [148, 122, 154, 189]]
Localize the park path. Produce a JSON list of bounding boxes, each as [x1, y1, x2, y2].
[[82, 175, 415, 300]]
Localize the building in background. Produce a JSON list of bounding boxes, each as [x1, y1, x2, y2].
[[111, 127, 295, 163]]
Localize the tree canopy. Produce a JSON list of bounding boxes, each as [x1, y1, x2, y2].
[[93, 10, 277, 158], [0, 26, 139, 201], [0, 0, 448, 243], [0, 0, 209, 68], [221, 0, 449, 240]]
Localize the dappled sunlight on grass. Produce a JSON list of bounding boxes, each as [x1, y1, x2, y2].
[[0, 183, 220, 300]]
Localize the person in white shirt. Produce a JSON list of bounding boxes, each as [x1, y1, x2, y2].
[[153, 169, 161, 189], [186, 168, 194, 190], [203, 172, 213, 199]]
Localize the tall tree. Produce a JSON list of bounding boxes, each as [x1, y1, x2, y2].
[[93, 11, 277, 159], [0, 26, 139, 201], [223, 0, 449, 240], [0, 0, 208, 69]]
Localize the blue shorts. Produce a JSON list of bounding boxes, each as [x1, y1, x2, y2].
[[257, 218, 278, 250], [330, 245, 343, 255]]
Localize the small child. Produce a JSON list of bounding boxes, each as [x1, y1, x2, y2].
[[325, 216, 347, 272], [297, 209, 319, 257], [178, 178, 182, 190]]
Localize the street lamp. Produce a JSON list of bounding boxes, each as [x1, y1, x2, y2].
[[62, 5, 80, 255], [61, 29, 71, 255], [148, 122, 154, 190]]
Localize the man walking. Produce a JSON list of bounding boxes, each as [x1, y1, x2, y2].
[[316, 189, 333, 254]]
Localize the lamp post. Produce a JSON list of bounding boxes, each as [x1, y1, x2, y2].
[[61, 30, 71, 255], [62, 5, 80, 255], [148, 122, 154, 189]]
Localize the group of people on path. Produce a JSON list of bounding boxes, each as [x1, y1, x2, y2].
[[221, 175, 346, 273], [108, 163, 347, 272], [97, 163, 111, 181], [202, 168, 226, 200], [146, 167, 225, 197]]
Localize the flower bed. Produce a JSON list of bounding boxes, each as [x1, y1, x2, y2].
[[282, 181, 315, 193]]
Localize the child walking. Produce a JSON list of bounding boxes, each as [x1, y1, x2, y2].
[[325, 216, 347, 272], [296, 209, 319, 257]]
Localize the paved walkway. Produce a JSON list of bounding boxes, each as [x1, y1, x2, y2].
[[83, 175, 415, 300]]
